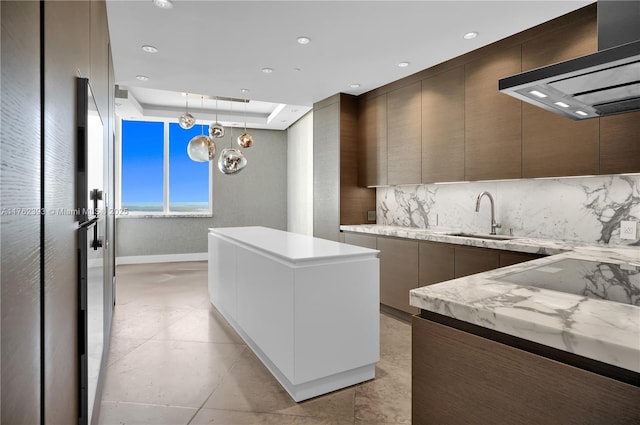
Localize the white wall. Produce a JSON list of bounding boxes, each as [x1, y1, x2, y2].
[[287, 111, 313, 236], [378, 175, 640, 246]]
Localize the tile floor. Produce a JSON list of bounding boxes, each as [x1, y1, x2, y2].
[[99, 261, 412, 425]]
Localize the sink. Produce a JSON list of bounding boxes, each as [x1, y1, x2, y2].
[[445, 232, 516, 241]]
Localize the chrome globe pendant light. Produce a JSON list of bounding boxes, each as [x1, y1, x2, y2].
[[187, 96, 216, 162], [218, 102, 247, 175], [178, 93, 196, 129], [209, 98, 225, 139], [237, 98, 254, 148]]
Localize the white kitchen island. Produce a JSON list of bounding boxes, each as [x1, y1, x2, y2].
[[208, 226, 380, 401]]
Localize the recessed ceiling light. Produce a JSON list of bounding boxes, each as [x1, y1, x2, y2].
[[262, 68, 274, 74], [141, 45, 158, 53], [152, 0, 173, 9], [297, 36, 311, 45], [554, 101, 570, 108], [115, 102, 122, 107], [350, 83, 361, 89], [240, 88, 249, 93], [293, 67, 302, 72], [136, 75, 150, 81], [528, 90, 547, 98], [291, 109, 298, 112], [463, 31, 479, 40], [575, 110, 589, 116], [398, 62, 410, 68], [281, 120, 287, 123]]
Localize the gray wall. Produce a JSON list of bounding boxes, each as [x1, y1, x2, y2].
[[116, 128, 287, 257]]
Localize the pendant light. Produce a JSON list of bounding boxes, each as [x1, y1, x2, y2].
[[187, 96, 216, 162], [218, 101, 247, 175], [178, 93, 196, 129], [209, 98, 225, 139], [237, 98, 254, 148]]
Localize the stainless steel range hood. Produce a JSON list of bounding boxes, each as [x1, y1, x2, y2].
[[499, 1, 640, 120]]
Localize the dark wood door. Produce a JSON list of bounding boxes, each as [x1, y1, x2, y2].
[[387, 82, 422, 185], [521, 14, 599, 178], [359, 94, 387, 187], [465, 45, 522, 181], [422, 66, 465, 183], [454, 246, 500, 278], [419, 241, 455, 286], [600, 111, 640, 174], [378, 236, 419, 314]]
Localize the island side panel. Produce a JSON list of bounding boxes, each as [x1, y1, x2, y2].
[[208, 234, 238, 318], [236, 246, 295, 382], [293, 258, 380, 384]]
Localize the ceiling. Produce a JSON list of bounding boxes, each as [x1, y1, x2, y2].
[[106, 0, 593, 130]]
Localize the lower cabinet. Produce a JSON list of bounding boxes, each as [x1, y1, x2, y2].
[[412, 314, 640, 424], [377, 237, 420, 315], [343, 232, 544, 316]]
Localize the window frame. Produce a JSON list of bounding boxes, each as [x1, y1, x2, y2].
[[116, 118, 213, 218]]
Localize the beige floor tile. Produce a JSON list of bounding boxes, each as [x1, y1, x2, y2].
[[190, 408, 354, 425], [102, 339, 245, 408], [204, 349, 356, 422], [104, 262, 413, 424], [98, 401, 197, 425], [354, 357, 411, 424], [379, 313, 412, 360], [116, 262, 211, 309], [106, 336, 149, 366], [110, 303, 194, 339], [153, 308, 244, 344]]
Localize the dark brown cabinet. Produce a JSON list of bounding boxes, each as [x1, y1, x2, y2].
[[378, 236, 419, 315], [387, 82, 422, 185], [413, 314, 640, 425], [359, 94, 387, 187], [499, 251, 542, 267], [521, 15, 600, 178], [419, 241, 455, 286], [454, 246, 500, 278], [343, 232, 377, 250], [313, 94, 375, 241], [421, 66, 465, 183], [600, 111, 640, 174], [465, 45, 522, 181]]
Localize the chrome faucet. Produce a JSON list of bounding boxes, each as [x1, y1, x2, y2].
[[475, 191, 501, 235]]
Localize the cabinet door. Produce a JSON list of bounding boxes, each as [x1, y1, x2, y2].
[[499, 252, 542, 268], [465, 45, 522, 181], [387, 82, 422, 185], [600, 111, 640, 174], [360, 94, 387, 187], [419, 242, 455, 286], [454, 246, 499, 278], [521, 17, 599, 178], [344, 232, 377, 250], [422, 66, 465, 183], [378, 236, 419, 314]]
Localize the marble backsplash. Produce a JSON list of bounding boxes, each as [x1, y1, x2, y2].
[[377, 175, 640, 247]]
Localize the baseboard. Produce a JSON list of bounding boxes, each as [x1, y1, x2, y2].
[[115, 252, 207, 265]]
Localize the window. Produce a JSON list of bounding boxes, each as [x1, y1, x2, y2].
[[120, 120, 211, 215]]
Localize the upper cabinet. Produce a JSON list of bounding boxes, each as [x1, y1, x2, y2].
[[356, 4, 639, 186], [599, 112, 640, 174], [387, 82, 422, 185], [521, 14, 600, 178], [359, 94, 388, 187], [465, 45, 522, 181], [421, 66, 465, 183]]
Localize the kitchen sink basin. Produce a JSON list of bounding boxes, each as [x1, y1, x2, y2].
[[445, 232, 516, 241]]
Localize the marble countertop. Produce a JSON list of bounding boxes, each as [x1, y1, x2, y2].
[[341, 225, 640, 373], [340, 224, 574, 255], [410, 247, 640, 373], [209, 226, 379, 265]]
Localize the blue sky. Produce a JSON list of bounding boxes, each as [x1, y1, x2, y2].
[[121, 120, 209, 206]]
